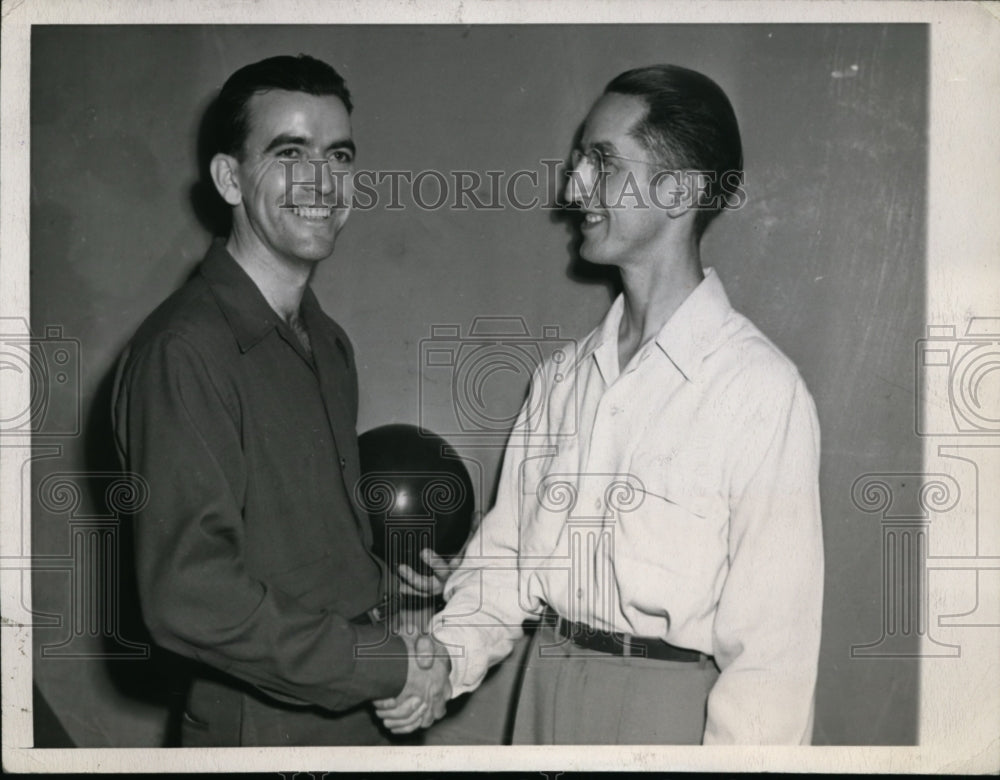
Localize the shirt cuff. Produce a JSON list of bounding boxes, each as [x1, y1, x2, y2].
[[431, 620, 476, 699], [350, 623, 408, 701]]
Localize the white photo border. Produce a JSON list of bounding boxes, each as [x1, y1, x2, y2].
[[2, 0, 999, 774]]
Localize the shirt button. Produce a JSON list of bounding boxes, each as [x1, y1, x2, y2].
[[340, 457, 347, 469]]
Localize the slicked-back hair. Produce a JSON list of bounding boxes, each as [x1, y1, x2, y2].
[[605, 64, 743, 237], [213, 54, 352, 159]]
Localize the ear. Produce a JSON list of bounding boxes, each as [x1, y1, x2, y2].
[[210, 153, 243, 207], [649, 169, 691, 220]]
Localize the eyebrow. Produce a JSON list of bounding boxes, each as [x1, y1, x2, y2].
[[577, 139, 621, 156], [263, 134, 356, 156]]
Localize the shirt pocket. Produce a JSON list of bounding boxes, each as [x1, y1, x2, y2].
[[614, 468, 729, 622]]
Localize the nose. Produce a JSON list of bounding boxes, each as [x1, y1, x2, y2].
[[316, 159, 335, 195], [563, 156, 584, 205], [287, 158, 336, 201], [563, 155, 599, 207], [307, 159, 351, 206]]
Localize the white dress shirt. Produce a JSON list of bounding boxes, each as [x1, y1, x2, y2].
[[432, 267, 824, 744]]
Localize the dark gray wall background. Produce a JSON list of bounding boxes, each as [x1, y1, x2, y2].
[[29, 24, 926, 746]]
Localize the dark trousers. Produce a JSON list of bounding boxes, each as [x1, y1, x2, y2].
[[179, 672, 390, 747]]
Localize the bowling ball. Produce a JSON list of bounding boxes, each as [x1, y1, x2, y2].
[[356, 424, 475, 574]]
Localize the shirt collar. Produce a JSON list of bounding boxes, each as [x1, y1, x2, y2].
[[581, 267, 734, 384], [586, 295, 626, 385], [653, 267, 733, 381], [198, 240, 285, 353]]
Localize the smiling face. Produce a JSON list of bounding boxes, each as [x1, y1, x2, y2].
[[217, 89, 355, 270], [565, 92, 674, 269]]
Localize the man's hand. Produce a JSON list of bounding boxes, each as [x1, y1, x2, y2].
[[397, 548, 457, 598], [373, 630, 451, 734]]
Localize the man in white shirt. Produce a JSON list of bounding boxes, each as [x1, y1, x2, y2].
[[376, 64, 824, 744]]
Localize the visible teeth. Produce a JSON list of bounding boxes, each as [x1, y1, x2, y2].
[[294, 206, 331, 219], [584, 213, 605, 223]]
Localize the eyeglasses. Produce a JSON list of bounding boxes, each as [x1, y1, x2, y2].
[[570, 146, 656, 175]]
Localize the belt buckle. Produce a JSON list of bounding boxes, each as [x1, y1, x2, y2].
[[554, 614, 571, 648], [622, 634, 651, 659]]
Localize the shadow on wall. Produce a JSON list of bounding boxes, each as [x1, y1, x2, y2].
[[188, 92, 232, 236], [84, 361, 194, 747], [43, 93, 233, 748], [189, 92, 232, 240]]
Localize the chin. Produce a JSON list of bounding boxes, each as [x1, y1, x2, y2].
[[579, 242, 617, 267], [290, 242, 337, 265], [304, 232, 343, 259]]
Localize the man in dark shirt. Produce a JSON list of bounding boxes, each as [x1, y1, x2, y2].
[[112, 54, 448, 746]]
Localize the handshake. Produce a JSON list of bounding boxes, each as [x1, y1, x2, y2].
[[374, 548, 455, 734], [374, 626, 452, 734]]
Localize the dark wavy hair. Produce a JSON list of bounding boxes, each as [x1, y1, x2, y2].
[[213, 54, 352, 159], [605, 64, 743, 237]]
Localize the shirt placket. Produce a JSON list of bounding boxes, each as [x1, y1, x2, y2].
[[567, 354, 641, 630]]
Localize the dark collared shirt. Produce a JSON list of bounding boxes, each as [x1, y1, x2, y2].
[[113, 241, 406, 715]]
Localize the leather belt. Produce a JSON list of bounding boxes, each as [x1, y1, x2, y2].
[[348, 593, 446, 625], [556, 617, 706, 663]]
